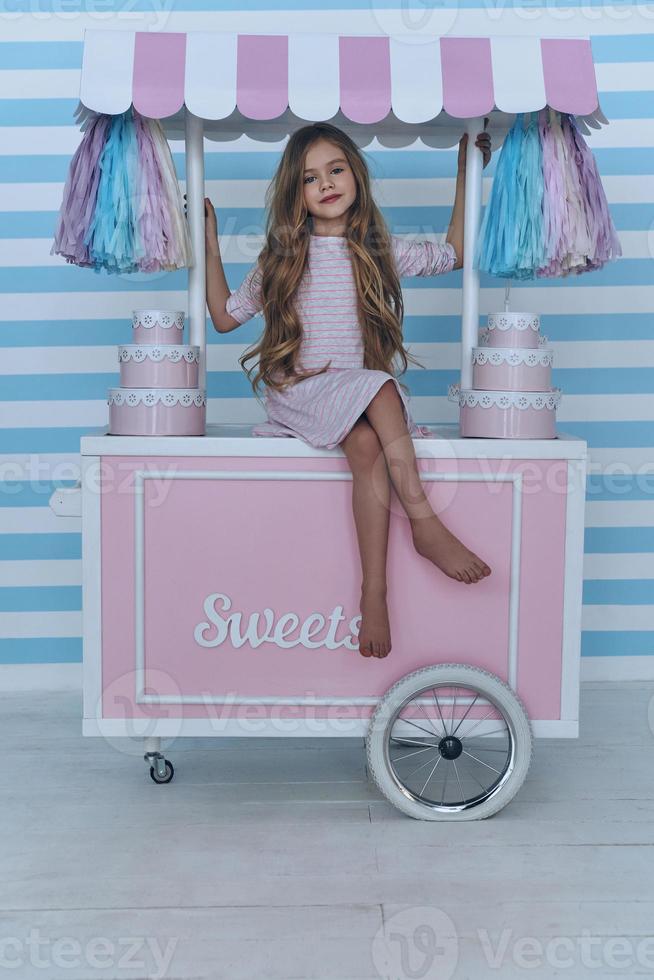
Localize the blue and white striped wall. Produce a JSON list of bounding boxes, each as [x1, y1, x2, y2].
[[1, 5, 653, 687]]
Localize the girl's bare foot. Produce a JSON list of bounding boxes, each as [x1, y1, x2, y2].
[[357, 588, 392, 658], [411, 515, 492, 585]]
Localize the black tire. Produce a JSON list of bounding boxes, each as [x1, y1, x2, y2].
[[149, 760, 174, 784]]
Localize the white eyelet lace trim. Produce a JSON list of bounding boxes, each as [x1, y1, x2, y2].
[[472, 347, 553, 367], [132, 310, 185, 330], [108, 388, 206, 408], [448, 384, 561, 410], [118, 345, 199, 364], [487, 313, 540, 332], [479, 329, 548, 347]]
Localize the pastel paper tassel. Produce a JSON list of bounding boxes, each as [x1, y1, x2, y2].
[[537, 108, 567, 276], [51, 112, 110, 267], [474, 116, 523, 277], [476, 109, 622, 281], [514, 113, 547, 278], [52, 107, 193, 275], [84, 109, 141, 274], [134, 112, 174, 273], [148, 117, 194, 271], [566, 113, 622, 272]]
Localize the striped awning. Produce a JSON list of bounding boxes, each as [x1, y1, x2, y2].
[[77, 29, 607, 146]]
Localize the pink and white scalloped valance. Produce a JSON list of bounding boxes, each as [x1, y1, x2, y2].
[[79, 29, 602, 127]]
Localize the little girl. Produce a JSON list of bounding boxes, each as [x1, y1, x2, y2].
[[204, 122, 492, 659]]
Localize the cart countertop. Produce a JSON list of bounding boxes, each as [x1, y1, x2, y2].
[[80, 424, 587, 460]]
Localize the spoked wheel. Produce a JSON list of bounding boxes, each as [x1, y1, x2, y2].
[[366, 663, 533, 821]]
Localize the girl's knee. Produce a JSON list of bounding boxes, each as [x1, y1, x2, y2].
[[369, 378, 400, 408], [341, 417, 383, 464]]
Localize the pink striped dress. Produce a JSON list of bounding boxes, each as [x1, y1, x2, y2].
[[225, 233, 457, 449]]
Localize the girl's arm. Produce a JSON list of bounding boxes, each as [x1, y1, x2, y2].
[[446, 168, 466, 271], [206, 246, 240, 334], [203, 199, 244, 334], [187, 195, 262, 332], [446, 126, 492, 271]]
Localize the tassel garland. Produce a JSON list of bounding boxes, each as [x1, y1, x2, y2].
[[52, 107, 193, 275]]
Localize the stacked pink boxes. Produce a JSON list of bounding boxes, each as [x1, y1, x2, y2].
[[448, 312, 562, 439], [107, 310, 206, 436]]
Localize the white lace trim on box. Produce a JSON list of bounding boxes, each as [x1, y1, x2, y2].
[[448, 384, 561, 410], [487, 313, 540, 332], [479, 329, 548, 347], [118, 345, 199, 364], [108, 388, 206, 408], [132, 310, 185, 330], [472, 347, 553, 367]]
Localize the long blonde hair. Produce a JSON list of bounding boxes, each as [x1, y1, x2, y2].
[[239, 123, 425, 398]]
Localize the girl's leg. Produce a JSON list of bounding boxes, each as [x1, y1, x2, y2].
[[340, 417, 393, 659], [364, 380, 492, 585]]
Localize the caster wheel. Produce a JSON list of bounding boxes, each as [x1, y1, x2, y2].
[[366, 663, 532, 821], [149, 760, 174, 784]]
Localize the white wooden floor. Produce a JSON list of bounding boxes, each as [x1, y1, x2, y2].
[[3, 681, 654, 980]]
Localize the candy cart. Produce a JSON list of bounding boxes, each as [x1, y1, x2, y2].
[[48, 29, 607, 820]]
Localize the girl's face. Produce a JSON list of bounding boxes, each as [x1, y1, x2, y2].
[[302, 139, 357, 235]]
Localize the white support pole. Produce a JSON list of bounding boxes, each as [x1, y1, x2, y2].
[[184, 109, 207, 392], [460, 116, 485, 392]]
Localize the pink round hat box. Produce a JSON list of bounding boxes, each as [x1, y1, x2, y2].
[[472, 347, 553, 392], [449, 385, 561, 439], [484, 312, 541, 349], [108, 388, 206, 436], [131, 309, 185, 345], [118, 345, 199, 388]]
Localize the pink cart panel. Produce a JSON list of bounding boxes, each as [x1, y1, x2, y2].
[[80, 431, 585, 739]]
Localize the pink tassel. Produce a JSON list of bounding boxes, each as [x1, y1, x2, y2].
[[567, 113, 622, 271], [51, 113, 110, 266]]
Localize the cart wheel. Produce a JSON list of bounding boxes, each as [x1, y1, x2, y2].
[[366, 663, 532, 821], [149, 760, 174, 784]]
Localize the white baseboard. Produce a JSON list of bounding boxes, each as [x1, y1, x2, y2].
[[2, 656, 654, 693]]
